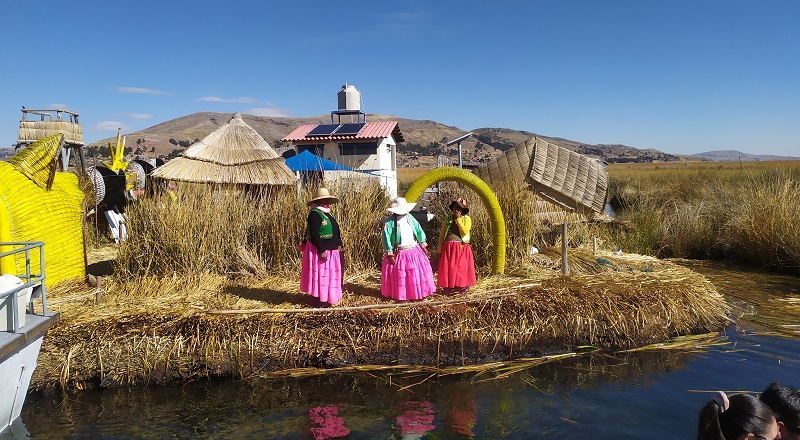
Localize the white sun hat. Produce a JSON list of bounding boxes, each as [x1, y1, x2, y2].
[[386, 197, 416, 215]]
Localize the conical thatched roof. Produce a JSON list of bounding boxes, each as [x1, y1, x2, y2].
[[152, 113, 296, 185]]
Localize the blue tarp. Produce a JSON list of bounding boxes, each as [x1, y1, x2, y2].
[[284, 150, 352, 172]]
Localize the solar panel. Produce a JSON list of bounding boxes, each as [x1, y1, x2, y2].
[[307, 124, 340, 136], [334, 123, 366, 136]]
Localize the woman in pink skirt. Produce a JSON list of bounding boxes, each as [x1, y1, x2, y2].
[[300, 187, 343, 306], [381, 197, 436, 301]]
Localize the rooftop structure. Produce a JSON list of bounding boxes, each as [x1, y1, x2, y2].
[[16, 107, 86, 173], [282, 84, 403, 197]]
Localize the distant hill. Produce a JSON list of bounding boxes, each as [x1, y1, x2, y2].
[[88, 112, 681, 166], [692, 150, 800, 162]]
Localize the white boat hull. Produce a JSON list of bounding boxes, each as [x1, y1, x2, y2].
[[0, 334, 43, 433]]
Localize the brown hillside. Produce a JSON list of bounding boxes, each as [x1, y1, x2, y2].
[[87, 112, 680, 165]]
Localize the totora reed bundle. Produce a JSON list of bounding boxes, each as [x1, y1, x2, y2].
[[36, 249, 727, 390]]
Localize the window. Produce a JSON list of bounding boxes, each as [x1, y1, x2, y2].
[[339, 142, 378, 156], [298, 144, 324, 156]]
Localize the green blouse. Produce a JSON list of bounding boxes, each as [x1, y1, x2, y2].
[[382, 215, 427, 254]]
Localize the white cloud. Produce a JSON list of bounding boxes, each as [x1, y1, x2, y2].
[[197, 96, 258, 104], [245, 107, 291, 117], [115, 86, 169, 95], [126, 113, 154, 120], [95, 120, 129, 131]]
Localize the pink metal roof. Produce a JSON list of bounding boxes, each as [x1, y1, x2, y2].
[[282, 121, 404, 143]]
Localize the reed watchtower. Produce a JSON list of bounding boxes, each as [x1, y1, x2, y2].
[[16, 107, 86, 174]]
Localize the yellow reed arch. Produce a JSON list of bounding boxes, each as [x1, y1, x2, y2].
[[404, 167, 506, 274]]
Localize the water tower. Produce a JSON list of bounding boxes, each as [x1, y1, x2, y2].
[[337, 83, 361, 111], [332, 83, 365, 124]]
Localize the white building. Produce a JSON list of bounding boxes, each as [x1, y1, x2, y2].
[[282, 84, 403, 198]]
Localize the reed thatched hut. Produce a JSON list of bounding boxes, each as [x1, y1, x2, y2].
[[152, 113, 296, 186]]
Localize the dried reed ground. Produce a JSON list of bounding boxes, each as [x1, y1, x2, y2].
[[32, 182, 728, 390], [34, 249, 727, 391]]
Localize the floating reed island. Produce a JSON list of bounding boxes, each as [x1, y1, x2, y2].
[[31, 184, 729, 391]]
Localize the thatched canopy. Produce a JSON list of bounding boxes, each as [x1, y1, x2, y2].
[[475, 136, 608, 215], [18, 120, 83, 146], [152, 113, 296, 185], [7, 133, 63, 189]]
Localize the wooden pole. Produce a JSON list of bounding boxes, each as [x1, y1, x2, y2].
[[561, 222, 569, 276], [78, 146, 87, 176]]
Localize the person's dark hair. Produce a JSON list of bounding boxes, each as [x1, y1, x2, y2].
[[761, 382, 800, 433], [697, 393, 775, 440]]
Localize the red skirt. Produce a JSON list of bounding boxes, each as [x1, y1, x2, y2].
[[437, 241, 477, 289]]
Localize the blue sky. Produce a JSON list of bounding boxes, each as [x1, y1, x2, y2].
[[1, 0, 798, 155]]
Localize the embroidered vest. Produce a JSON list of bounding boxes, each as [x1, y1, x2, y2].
[[311, 208, 334, 240]]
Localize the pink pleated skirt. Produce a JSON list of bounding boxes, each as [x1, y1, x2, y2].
[[381, 245, 436, 301], [300, 241, 343, 305]]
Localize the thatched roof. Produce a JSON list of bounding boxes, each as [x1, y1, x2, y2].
[[475, 137, 608, 215], [152, 113, 296, 185]]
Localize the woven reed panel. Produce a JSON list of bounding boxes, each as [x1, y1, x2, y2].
[[527, 137, 607, 214], [7, 134, 63, 189], [18, 121, 84, 146], [473, 139, 536, 186]]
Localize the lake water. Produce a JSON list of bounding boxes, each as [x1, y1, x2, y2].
[[8, 262, 800, 439]]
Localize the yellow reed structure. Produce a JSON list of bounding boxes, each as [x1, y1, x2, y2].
[[404, 166, 507, 274], [103, 128, 129, 172], [0, 135, 86, 286]]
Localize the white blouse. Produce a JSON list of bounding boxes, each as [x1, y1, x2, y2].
[[396, 215, 417, 248]]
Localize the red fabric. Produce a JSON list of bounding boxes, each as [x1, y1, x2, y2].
[[437, 241, 477, 289]]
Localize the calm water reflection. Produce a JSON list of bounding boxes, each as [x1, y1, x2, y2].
[[11, 263, 800, 439]]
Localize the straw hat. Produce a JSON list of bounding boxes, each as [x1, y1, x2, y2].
[[387, 197, 416, 215], [308, 187, 339, 206], [449, 198, 469, 214]]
